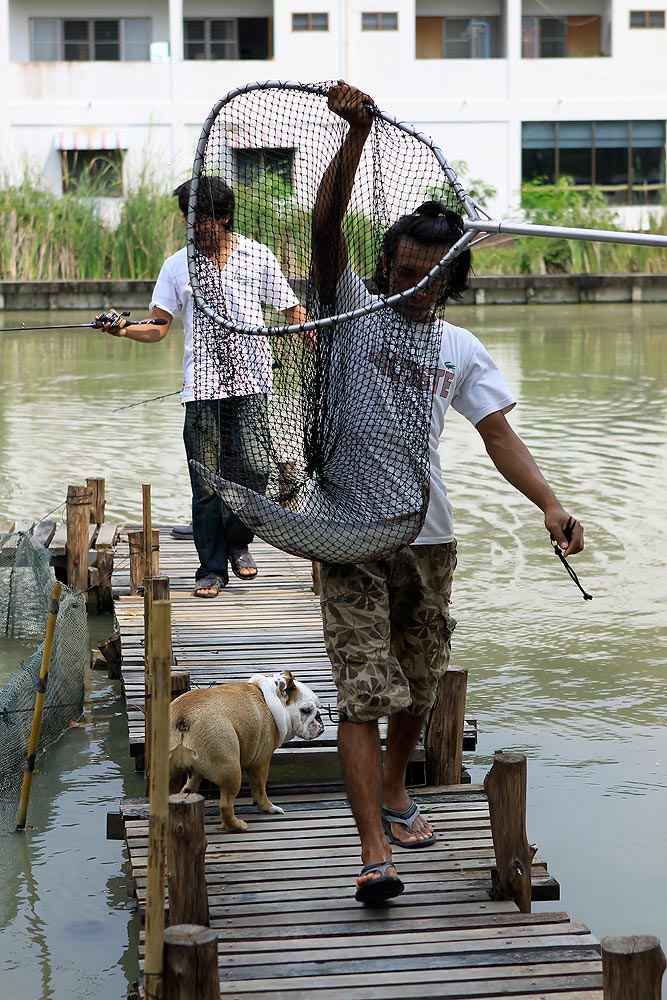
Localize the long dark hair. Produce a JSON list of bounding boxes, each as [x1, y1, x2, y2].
[[372, 201, 471, 303]]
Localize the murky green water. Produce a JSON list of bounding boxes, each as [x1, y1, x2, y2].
[[1, 305, 666, 997]]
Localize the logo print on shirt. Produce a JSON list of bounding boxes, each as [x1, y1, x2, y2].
[[368, 350, 456, 398]]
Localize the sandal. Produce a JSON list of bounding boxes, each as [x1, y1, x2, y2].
[[229, 547, 258, 580], [381, 799, 437, 849], [355, 860, 404, 904], [193, 576, 225, 598]]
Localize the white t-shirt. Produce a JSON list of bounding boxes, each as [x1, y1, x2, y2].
[[335, 267, 516, 544], [150, 236, 299, 402]]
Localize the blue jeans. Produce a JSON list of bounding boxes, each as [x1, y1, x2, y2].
[[183, 397, 269, 584]]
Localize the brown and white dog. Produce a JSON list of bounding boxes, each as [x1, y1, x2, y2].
[[168, 670, 324, 830]]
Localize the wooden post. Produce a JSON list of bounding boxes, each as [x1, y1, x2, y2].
[[311, 560, 321, 595], [128, 528, 159, 595], [483, 750, 536, 914], [602, 935, 666, 999], [143, 599, 172, 1000], [86, 477, 106, 524], [171, 671, 191, 700], [424, 665, 468, 786], [163, 925, 220, 1000], [96, 546, 114, 614], [99, 633, 122, 679], [168, 793, 209, 926], [66, 484, 92, 595], [145, 576, 170, 782]]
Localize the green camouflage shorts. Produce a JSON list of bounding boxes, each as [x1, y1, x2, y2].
[[320, 542, 457, 723]]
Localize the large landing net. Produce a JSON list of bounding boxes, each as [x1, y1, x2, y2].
[[0, 532, 87, 812], [187, 81, 470, 564]]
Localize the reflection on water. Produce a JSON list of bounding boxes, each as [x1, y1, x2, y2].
[[1, 304, 667, 996]]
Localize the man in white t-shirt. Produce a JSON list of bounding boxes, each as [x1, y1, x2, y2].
[[313, 81, 586, 904], [100, 177, 306, 596]]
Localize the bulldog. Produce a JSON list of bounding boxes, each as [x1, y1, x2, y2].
[[168, 670, 324, 831]]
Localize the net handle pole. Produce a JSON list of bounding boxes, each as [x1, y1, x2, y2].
[[463, 217, 667, 249], [16, 581, 63, 831]]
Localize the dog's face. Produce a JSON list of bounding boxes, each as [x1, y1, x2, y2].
[[272, 670, 325, 742]]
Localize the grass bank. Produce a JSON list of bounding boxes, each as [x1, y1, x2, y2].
[[2, 170, 667, 281]]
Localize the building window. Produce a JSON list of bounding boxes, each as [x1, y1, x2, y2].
[[416, 17, 501, 58], [61, 150, 124, 197], [522, 120, 666, 205], [629, 10, 665, 27], [234, 148, 296, 188], [292, 13, 329, 31], [184, 18, 271, 59], [31, 18, 151, 61], [362, 13, 398, 31], [522, 15, 604, 57]]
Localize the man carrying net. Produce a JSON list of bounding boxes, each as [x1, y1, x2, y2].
[[312, 81, 585, 904], [99, 177, 306, 596]]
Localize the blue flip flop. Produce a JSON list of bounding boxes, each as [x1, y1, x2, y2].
[[381, 799, 437, 849], [355, 860, 404, 904]]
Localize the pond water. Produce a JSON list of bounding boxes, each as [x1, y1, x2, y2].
[[0, 304, 666, 998]]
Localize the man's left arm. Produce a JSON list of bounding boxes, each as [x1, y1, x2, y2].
[[476, 409, 584, 557]]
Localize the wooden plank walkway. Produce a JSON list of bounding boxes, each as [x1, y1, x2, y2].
[[113, 528, 477, 778], [120, 789, 601, 999], [110, 527, 603, 999]]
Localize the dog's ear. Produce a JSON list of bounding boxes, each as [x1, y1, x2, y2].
[[281, 670, 296, 694]]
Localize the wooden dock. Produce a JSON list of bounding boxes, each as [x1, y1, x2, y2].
[[109, 528, 604, 999]]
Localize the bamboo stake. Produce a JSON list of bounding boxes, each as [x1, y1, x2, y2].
[[142, 483, 154, 785], [143, 598, 172, 1000], [16, 582, 63, 830]]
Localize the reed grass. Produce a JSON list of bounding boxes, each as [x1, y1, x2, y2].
[[1, 170, 666, 282]]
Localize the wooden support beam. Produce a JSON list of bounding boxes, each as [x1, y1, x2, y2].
[[163, 925, 220, 1000], [128, 528, 159, 595], [424, 665, 468, 785], [99, 633, 122, 679], [311, 560, 321, 595], [66, 484, 92, 596], [86, 477, 106, 524], [484, 750, 536, 914], [602, 935, 666, 999], [145, 576, 171, 780], [96, 546, 114, 614], [168, 794, 209, 927], [171, 671, 191, 700], [143, 599, 172, 1000]]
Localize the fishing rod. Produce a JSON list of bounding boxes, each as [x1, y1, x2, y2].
[[0, 310, 169, 333]]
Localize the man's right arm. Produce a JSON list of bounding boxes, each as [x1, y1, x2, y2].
[[96, 306, 172, 342], [312, 81, 374, 305]]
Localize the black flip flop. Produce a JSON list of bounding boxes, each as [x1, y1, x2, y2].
[[355, 861, 404, 904], [229, 548, 258, 580]]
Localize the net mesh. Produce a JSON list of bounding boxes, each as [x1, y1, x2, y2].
[[187, 81, 467, 563], [0, 532, 87, 800]]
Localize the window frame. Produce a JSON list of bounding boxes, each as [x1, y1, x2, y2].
[[30, 17, 151, 61], [292, 13, 329, 32], [522, 119, 667, 205], [61, 149, 124, 197], [361, 12, 398, 31], [629, 10, 665, 28]]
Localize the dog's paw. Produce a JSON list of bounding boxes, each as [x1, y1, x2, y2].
[[259, 804, 285, 815], [223, 818, 248, 831]]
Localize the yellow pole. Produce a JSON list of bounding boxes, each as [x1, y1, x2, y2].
[[16, 582, 63, 831], [143, 598, 172, 1000]]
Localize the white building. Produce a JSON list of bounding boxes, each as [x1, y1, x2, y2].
[[1, 1, 666, 224]]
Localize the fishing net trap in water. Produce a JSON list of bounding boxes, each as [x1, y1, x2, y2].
[[0, 532, 87, 815], [185, 79, 667, 566]]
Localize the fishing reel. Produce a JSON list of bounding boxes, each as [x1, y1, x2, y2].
[[94, 310, 130, 328]]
